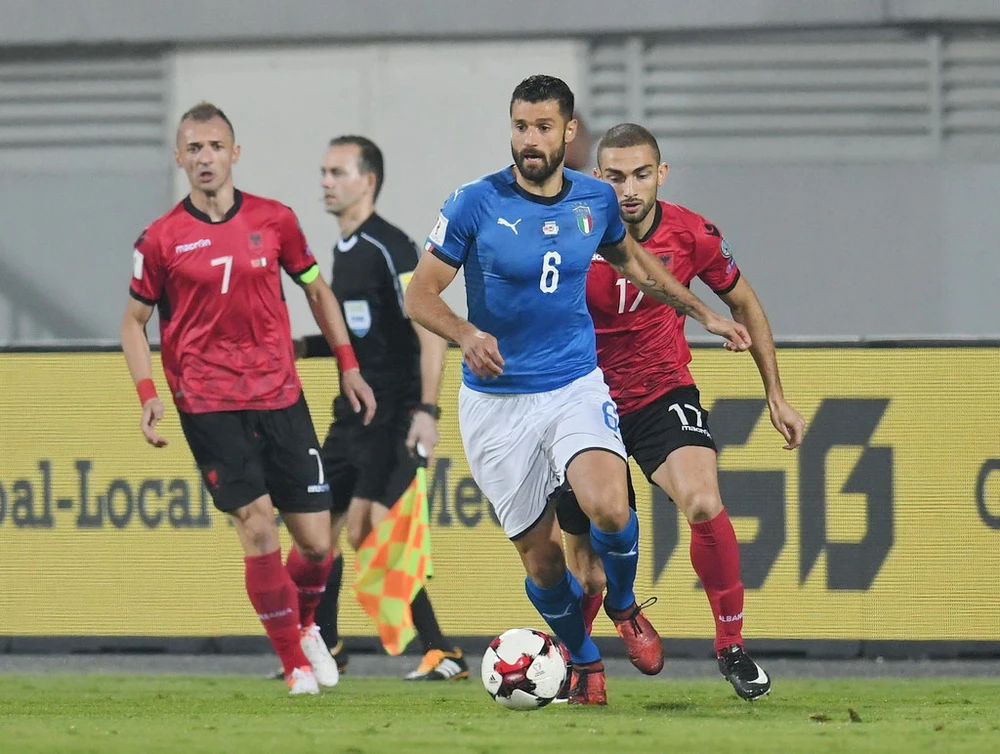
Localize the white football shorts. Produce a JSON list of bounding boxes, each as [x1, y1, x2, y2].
[[458, 368, 627, 539]]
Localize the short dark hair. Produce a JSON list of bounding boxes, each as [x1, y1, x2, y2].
[[329, 135, 385, 200], [597, 123, 661, 165], [510, 75, 575, 122], [179, 101, 234, 140]]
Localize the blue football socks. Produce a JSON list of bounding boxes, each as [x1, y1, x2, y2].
[[590, 508, 639, 612], [524, 569, 600, 664]]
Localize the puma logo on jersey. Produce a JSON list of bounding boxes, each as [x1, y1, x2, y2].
[[497, 217, 522, 235]]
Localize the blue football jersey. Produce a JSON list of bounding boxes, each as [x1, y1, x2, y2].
[[425, 166, 626, 393]]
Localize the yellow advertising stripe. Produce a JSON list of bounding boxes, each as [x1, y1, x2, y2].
[[0, 348, 998, 640]]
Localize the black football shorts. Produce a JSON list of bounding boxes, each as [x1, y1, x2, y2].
[[179, 392, 332, 514], [320, 394, 420, 515], [555, 384, 716, 535]]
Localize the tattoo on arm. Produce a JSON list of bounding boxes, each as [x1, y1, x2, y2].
[[640, 276, 696, 316], [607, 249, 697, 317]]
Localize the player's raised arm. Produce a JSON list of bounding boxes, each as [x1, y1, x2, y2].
[[404, 253, 504, 380], [601, 234, 751, 352], [720, 277, 805, 448]]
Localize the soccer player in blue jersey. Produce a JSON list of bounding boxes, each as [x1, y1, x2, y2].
[[404, 75, 751, 705]]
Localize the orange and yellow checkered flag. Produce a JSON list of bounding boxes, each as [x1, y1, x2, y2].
[[352, 466, 434, 655]]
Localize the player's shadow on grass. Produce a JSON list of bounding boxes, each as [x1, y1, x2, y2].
[[644, 701, 695, 713]]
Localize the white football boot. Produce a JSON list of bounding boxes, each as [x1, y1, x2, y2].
[[300, 624, 340, 688], [286, 666, 320, 696]]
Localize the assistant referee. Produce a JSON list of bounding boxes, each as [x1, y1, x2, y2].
[[290, 135, 468, 682]]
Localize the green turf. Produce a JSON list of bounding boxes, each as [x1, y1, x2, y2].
[[0, 675, 997, 753]]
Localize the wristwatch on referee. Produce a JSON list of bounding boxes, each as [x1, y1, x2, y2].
[[414, 403, 441, 420]]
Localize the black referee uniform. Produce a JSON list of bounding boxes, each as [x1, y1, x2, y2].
[[301, 212, 431, 513], [300, 210, 465, 677]]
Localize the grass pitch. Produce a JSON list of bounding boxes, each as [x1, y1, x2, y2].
[[1, 674, 997, 753]]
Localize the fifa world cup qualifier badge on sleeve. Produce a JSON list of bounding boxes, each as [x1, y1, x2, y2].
[[720, 239, 736, 272], [429, 213, 448, 246]]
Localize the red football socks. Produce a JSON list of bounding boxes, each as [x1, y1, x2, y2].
[[285, 546, 334, 629], [689, 509, 745, 653], [244, 549, 310, 676], [582, 591, 604, 635]]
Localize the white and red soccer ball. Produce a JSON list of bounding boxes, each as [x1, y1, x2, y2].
[[481, 628, 569, 710]]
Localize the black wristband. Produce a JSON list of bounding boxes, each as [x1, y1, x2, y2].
[[414, 403, 441, 420]]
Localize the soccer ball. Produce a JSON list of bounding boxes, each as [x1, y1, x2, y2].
[[481, 628, 568, 710]]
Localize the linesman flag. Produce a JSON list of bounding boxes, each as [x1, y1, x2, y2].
[[353, 466, 434, 655]]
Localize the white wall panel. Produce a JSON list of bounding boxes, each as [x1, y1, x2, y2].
[[0, 0, 892, 45], [171, 40, 584, 333], [0, 51, 170, 343]]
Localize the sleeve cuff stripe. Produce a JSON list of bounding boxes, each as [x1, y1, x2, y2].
[[129, 288, 157, 306], [714, 269, 741, 296], [599, 229, 627, 248], [430, 247, 461, 268]]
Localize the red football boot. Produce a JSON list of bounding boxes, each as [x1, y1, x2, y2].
[[605, 596, 664, 675], [567, 659, 607, 706]]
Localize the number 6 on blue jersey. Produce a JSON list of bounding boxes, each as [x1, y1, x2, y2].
[[539, 251, 561, 293]]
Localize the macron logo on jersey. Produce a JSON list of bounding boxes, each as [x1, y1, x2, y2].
[[174, 238, 212, 254]]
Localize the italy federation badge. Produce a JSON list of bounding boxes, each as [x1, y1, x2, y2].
[[573, 204, 594, 235]]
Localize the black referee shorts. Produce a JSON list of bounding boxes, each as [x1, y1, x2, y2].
[[555, 384, 716, 535], [179, 392, 333, 514], [320, 394, 420, 514]]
